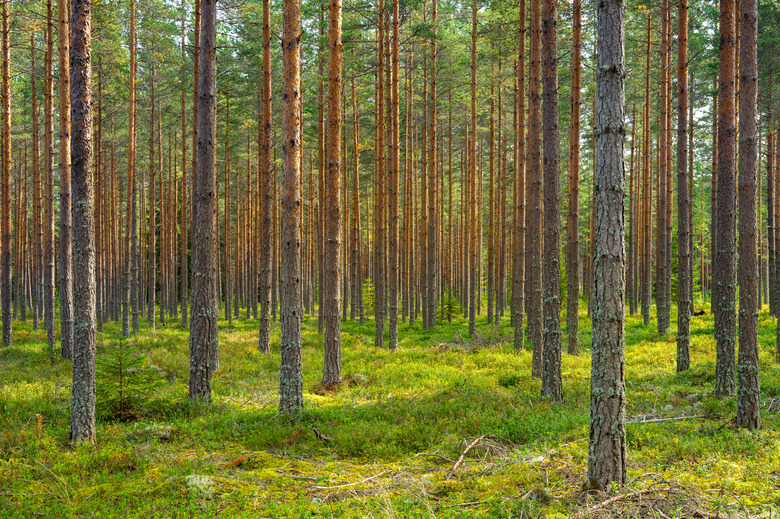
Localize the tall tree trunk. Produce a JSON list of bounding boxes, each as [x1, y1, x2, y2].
[[279, 0, 304, 412], [1, 0, 10, 347], [714, 0, 737, 396], [189, 0, 218, 402], [566, 0, 581, 355], [736, 0, 760, 429], [657, 0, 670, 335], [387, 0, 400, 347], [676, 0, 691, 372], [44, 0, 55, 353], [148, 77, 157, 329], [541, 0, 562, 401], [468, 0, 478, 337], [224, 97, 232, 324], [323, 0, 343, 382], [374, 0, 386, 349], [258, 0, 273, 353], [180, 2, 188, 327], [587, 0, 626, 489], [427, 0, 437, 331], [69, 0, 96, 444], [512, 3, 526, 351], [58, 0, 73, 357], [641, 15, 652, 326], [31, 33, 41, 332], [528, 0, 543, 374]]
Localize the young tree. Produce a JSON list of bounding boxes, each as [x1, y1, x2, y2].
[[323, 0, 344, 383], [714, 0, 737, 396], [587, 0, 626, 489], [69, 0, 97, 445], [541, 0, 561, 401], [189, 0, 218, 402], [736, 0, 760, 430], [279, 0, 304, 412]]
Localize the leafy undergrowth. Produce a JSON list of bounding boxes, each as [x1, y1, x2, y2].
[[2, 303, 780, 517]]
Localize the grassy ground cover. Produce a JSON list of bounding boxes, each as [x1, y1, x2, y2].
[[2, 302, 780, 517]]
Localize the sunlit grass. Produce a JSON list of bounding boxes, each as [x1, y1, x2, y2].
[[1, 300, 779, 516]]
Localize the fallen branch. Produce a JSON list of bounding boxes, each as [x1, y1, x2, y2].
[[571, 488, 655, 518], [310, 471, 387, 490], [445, 435, 486, 480], [312, 427, 331, 443], [627, 414, 706, 424]]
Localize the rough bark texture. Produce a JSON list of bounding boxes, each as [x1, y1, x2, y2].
[[69, 0, 96, 444], [676, 0, 691, 372], [180, 4, 189, 328], [44, 0, 55, 353], [468, 0, 477, 338], [528, 0, 543, 375], [258, 0, 273, 353], [587, 0, 626, 489], [566, 0, 580, 356], [387, 0, 400, 348], [641, 15, 652, 326], [279, 0, 304, 412], [1, 0, 10, 347], [426, 0, 437, 331], [58, 0, 73, 358], [512, 2, 526, 352], [374, 0, 386, 349], [189, 0, 218, 403], [714, 0, 737, 396], [148, 80, 157, 329], [736, 0, 760, 430], [323, 0, 343, 383], [540, 0, 561, 402], [656, 0, 670, 336]]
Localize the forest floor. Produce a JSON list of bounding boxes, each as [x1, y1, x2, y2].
[[3, 302, 780, 518]]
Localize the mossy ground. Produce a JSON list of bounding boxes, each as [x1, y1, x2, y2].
[[2, 302, 780, 517]]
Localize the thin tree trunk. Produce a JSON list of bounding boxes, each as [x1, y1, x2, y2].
[[566, 0, 581, 355], [512, 3, 526, 351], [468, 0, 478, 337], [58, 0, 73, 357], [0, 0, 10, 347], [258, 0, 273, 353], [374, 0, 386, 348], [44, 0, 55, 353]]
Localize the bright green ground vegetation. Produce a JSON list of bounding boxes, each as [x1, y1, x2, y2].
[[2, 305, 780, 518]]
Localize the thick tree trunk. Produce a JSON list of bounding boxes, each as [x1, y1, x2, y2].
[[387, 0, 400, 348], [737, 0, 760, 430], [587, 0, 626, 489], [541, 0, 562, 402], [468, 0, 477, 337], [323, 0, 343, 383], [714, 0, 737, 396], [374, 0, 386, 349], [279, 0, 304, 412], [676, 0, 691, 372], [189, 0, 218, 402], [69, 0, 96, 445], [657, 0, 670, 335]]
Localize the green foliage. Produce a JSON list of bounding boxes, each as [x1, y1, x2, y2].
[[497, 373, 521, 388], [362, 279, 374, 315], [437, 290, 462, 322], [96, 338, 166, 422]]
